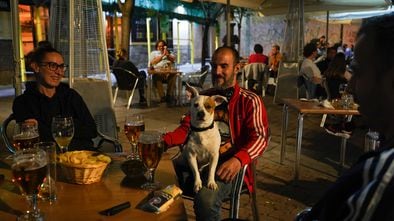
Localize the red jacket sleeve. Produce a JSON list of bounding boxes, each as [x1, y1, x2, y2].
[[162, 114, 191, 149]]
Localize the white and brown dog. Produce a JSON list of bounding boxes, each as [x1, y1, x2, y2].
[[183, 84, 227, 192]]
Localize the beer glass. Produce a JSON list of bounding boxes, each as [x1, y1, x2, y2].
[[12, 148, 47, 220], [12, 122, 39, 151], [124, 114, 145, 160], [51, 116, 74, 153], [35, 142, 57, 203], [138, 130, 163, 190]]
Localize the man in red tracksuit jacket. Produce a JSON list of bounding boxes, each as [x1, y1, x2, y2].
[[163, 46, 269, 221]]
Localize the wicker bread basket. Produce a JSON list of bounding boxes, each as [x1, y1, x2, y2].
[[58, 151, 110, 184]]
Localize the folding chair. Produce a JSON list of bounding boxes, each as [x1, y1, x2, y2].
[[182, 65, 210, 89], [112, 67, 139, 109], [242, 63, 267, 97]]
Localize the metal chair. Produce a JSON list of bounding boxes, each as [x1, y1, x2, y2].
[[242, 63, 267, 97], [228, 159, 260, 221], [112, 67, 139, 109], [175, 156, 260, 221], [1, 113, 16, 153], [182, 65, 210, 90], [72, 78, 122, 152]]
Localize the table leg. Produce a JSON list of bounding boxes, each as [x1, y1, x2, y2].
[[294, 113, 304, 181], [340, 137, 347, 167], [280, 104, 289, 164], [147, 74, 152, 107], [177, 73, 182, 106]]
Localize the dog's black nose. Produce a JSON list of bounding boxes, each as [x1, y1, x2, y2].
[[197, 111, 205, 119]]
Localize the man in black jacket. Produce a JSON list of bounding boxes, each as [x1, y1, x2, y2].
[[13, 46, 97, 150], [112, 48, 146, 104]]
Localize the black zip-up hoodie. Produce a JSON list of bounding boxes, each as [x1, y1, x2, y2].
[[12, 82, 97, 150]]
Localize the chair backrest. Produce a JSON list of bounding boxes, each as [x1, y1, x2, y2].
[[1, 113, 16, 153], [112, 67, 139, 90], [243, 63, 265, 81], [197, 65, 210, 88], [72, 79, 118, 140]]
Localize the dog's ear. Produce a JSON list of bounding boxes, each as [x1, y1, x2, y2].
[[211, 95, 227, 107], [185, 82, 199, 98]]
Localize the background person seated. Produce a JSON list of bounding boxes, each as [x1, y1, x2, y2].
[[12, 45, 97, 150], [150, 40, 177, 105], [113, 48, 147, 104], [248, 43, 268, 65]]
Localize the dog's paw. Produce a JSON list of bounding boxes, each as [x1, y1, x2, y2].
[[207, 181, 218, 190], [194, 180, 202, 192]]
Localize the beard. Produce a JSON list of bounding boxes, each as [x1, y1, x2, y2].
[[214, 72, 236, 90]]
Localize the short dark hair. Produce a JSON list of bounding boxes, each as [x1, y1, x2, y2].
[[30, 46, 62, 64], [213, 46, 240, 65], [254, 44, 263, 54], [155, 40, 167, 49], [303, 43, 317, 57]]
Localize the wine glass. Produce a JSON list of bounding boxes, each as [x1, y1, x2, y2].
[[12, 122, 40, 151], [12, 148, 47, 220], [124, 114, 145, 160], [138, 130, 164, 190], [51, 116, 74, 153]]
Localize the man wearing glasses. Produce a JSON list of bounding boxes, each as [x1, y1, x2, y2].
[[12, 45, 97, 150]]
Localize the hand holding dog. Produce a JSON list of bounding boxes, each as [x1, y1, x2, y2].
[[216, 157, 241, 183]]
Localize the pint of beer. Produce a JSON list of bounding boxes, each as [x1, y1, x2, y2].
[[12, 122, 40, 151], [138, 131, 163, 170]]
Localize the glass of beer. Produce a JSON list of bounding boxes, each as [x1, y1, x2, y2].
[[124, 114, 145, 160], [51, 116, 74, 153], [12, 148, 47, 220], [12, 122, 40, 151], [138, 130, 163, 190]]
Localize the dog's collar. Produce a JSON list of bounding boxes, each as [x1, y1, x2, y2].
[[190, 121, 214, 132]]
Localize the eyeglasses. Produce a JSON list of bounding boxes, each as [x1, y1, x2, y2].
[[39, 62, 68, 72]]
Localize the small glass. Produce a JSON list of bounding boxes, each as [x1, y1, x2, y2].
[[35, 142, 57, 203], [138, 130, 164, 190], [124, 114, 145, 160], [12, 148, 47, 220], [51, 116, 74, 153], [12, 122, 39, 151]]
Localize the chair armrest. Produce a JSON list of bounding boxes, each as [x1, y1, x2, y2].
[[1, 113, 16, 154], [96, 131, 123, 152]]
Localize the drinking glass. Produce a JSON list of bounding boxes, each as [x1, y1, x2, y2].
[[12, 148, 47, 220], [138, 130, 163, 190], [35, 142, 57, 203], [12, 122, 40, 151], [51, 116, 74, 153], [124, 114, 145, 160]]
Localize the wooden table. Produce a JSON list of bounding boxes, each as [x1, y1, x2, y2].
[[0, 152, 187, 221], [147, 68, 182, 107], [280, 98, 360, 181]]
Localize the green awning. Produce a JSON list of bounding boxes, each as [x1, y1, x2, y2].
[[102, 0, 224, 24]]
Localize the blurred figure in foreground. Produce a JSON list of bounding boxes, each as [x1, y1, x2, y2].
[[302, 12, 394, 221]]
